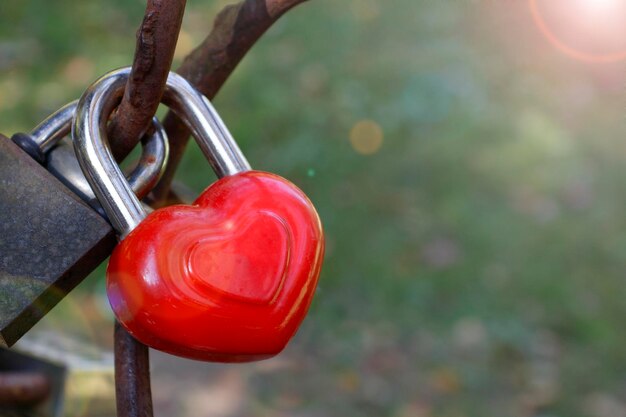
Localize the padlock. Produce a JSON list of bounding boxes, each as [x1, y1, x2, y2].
[[73, 67, 325, 363], [0, 105, 168, 348]]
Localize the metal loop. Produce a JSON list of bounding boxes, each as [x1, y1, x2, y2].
[[31, 101, 78, 155], [12, 101, 168, 208], [73, 66, 250, 238]]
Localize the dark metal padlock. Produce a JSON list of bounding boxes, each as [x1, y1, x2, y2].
[[0, 106, 168, 347]]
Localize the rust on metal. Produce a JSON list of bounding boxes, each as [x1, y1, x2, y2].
[[107, 0, 187, 161], [151, 0, 310, 204]]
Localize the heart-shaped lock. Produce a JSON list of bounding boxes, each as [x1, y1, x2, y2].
[[72, 67, 324, 362]]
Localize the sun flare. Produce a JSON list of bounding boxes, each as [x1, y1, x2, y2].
[[530, 0, 626, 62]]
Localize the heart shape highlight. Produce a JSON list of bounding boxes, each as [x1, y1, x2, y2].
[[185, 211, 290, 305]]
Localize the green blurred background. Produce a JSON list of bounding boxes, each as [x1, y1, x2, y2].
[[2, 0, 626, 416]]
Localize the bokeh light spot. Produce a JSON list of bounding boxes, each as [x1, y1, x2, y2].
[[349, 120, 384, 155]]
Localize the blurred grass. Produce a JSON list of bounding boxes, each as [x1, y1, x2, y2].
[[3, 0, 626, 416]]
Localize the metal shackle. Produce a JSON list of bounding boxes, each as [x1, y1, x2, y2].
[[72, 66, 250, 239], [10, 100, 169, 210], [11, 100, 79, 163]]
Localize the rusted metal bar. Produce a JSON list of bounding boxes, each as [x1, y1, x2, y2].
[[151, 0, 310, 204], [107, 0, 187, 162], [110, 2, 186, 417], [115, 322, 153, 417], [0, 372, 50, 406]]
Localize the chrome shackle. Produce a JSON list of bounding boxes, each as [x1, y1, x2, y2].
[[72, 66, 250, 238], [11, 100, 168, 212], [12, 100, 78, 163]]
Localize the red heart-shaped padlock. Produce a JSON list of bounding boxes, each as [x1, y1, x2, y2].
[[107, 171, 324, 362]]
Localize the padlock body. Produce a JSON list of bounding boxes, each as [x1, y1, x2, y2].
[[0, 134, 116, 347], [107, 171, 324, 362]]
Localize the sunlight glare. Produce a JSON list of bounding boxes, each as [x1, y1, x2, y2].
[[530, 0, 626, 62]]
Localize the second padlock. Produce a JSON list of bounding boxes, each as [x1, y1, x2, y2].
[[0, 103, 168, 347]]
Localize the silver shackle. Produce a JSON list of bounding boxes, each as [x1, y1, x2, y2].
[[11, 100, 168, 211], [73, 66, 250, 239]]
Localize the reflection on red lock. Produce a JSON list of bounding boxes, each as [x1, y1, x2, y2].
[[72, 67, 324, 362]]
